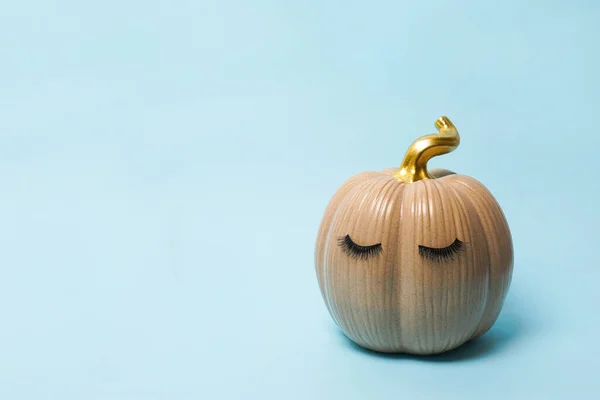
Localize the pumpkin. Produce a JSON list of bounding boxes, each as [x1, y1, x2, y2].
[[315, 116, 513, 355]]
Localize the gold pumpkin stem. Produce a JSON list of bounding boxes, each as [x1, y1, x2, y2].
[[393, 116, 460, 183]]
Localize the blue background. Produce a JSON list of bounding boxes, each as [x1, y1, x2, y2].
[[1, 0, 599, 398]]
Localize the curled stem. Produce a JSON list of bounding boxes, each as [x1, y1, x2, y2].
[[393, 116, 460, 183]]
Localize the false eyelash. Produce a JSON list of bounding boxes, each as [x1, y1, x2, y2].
[[418, 239, 465, 262], [338, 234, 383, 260]]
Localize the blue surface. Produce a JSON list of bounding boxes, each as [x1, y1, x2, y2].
[[1, 0, 599, 398]]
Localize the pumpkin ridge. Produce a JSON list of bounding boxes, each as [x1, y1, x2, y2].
[[387, 181, 406, 350], [451, 176, 513, 338], [431, 179, 455, 352], [367, 176, 403, 349], [355, 176, 399, 348], [325, 175, 390, 345], [422, 181, 435, 351], [444, 179, 491, 344]]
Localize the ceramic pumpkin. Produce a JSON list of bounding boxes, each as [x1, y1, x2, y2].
[[315, 116, 513, 355]]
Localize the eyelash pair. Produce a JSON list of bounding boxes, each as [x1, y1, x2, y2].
[[338, 234, 465, 262]]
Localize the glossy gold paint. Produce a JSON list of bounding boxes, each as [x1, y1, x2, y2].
[[393, 116, 460, 183]]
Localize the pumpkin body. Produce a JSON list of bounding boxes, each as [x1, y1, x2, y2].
[[315, 160, 513, 354]]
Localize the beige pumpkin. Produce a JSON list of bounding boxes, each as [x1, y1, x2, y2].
[[315, 117, 513, 355]]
